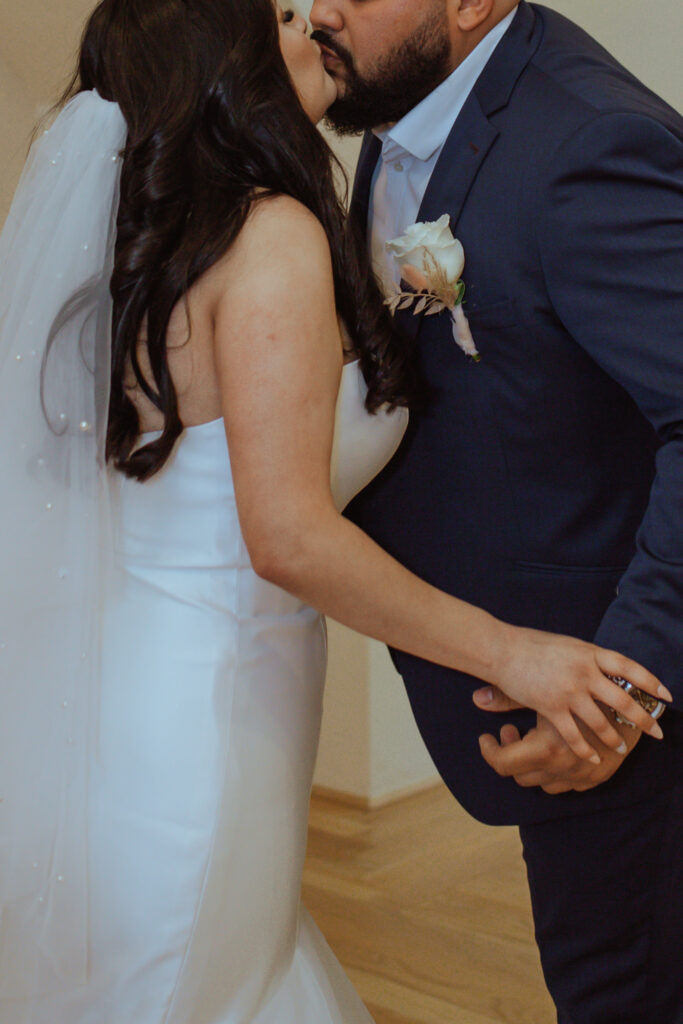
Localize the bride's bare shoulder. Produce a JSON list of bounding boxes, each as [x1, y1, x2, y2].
[[207, 194, 333, 305], [247, 192, 327, 237]]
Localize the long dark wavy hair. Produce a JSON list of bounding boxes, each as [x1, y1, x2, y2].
[[59, 0, 422, 481]]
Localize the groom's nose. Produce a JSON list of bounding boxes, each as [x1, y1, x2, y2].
[[309, 0, 344, 35]]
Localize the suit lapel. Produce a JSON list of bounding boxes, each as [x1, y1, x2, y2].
[[416, 100, 499, 230], [348, 3, 543, 339], [418, 1, 541, 230], [403, 102, 500, 342], [474, 1, 541, 117]]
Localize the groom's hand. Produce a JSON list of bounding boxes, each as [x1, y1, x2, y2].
[[473, 687, 641, 793]]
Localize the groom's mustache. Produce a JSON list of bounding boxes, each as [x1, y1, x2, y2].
[[310, 30, 355, 74]]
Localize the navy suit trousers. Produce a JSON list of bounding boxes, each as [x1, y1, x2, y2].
[[519, 780, 683, 1023]]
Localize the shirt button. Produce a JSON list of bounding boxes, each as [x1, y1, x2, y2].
[[394, 160, 404, 172]]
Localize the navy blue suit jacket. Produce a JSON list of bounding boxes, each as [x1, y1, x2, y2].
[[347, 2, 683, 824]]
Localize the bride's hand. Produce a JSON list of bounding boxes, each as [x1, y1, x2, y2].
[[490, 627, 671, 763]]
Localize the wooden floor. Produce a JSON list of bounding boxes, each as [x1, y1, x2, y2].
[[302, 785, 557, 1024]]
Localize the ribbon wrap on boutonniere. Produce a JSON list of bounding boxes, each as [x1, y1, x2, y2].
[[384, 214, 479, 361]]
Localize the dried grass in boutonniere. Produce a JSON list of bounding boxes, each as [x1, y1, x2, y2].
[[384, 214, 479, 361]]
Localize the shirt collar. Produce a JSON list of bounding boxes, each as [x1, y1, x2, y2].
[[374, 6, 518, 163]]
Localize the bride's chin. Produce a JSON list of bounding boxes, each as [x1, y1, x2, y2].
[[309, 84, 339, 124], [323, 80, 339, 111], [315, 103, 336, 125]]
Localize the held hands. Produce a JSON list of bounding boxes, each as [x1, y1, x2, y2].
[[475, 698, 642, 794], [488, 627, 670, 764]]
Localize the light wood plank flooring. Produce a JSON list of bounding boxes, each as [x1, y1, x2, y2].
[[303, 785, 557, 1024]]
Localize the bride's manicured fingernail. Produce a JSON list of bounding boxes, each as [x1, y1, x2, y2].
[[617, 742, 628, 754], [590, 754, 601, 765], [657, 684, 673, 701], [650, 722, 664, 740], [475, 687, 494, 705]]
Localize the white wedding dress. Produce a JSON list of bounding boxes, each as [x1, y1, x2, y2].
[[4, 360, 407, 1024]]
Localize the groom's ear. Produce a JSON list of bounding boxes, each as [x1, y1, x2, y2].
[[454, 0, 497, 33]]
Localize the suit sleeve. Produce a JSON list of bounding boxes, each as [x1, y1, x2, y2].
[[536, 110, 683, 708]]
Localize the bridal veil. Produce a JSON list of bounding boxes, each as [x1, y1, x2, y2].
[[0, 91, 126, 997]]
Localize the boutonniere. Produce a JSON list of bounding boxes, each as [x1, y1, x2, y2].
[[384, 214, 479, 361]]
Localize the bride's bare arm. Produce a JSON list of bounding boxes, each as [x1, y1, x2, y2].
[[210, 196, 668, 763]]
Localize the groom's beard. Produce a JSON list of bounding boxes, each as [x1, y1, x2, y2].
[[312, 13, 451, 135]]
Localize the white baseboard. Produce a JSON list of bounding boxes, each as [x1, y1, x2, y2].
[[312, 776, 442, 811]]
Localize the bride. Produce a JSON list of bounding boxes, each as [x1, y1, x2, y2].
[[0, 0, 667, 1021]]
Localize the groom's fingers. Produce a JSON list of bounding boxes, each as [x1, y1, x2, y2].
[[478, 731, 537, 776], [479, 726, 574, 778], [477, 726, 522, 775], [480, 735, 580, 791], [480, 712, 637, 793], [500, 723, 521, 745], [478, 733, 505, 769], [472, 686, 524, 712], [511, 769, 574, 792]]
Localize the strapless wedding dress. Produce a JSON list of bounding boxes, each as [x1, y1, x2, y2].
[[5, 361, 407, 1024]]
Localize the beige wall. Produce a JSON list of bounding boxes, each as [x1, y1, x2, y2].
[[0, 0, 93, 99], [0, 1, 93, 217], [0, 56, 39, 215], [548, 0, 682, 110]]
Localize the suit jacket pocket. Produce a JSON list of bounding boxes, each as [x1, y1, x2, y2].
[[463, 298, 518, 330], [507, 563, 629, 638], [513, 559, 629, 577]]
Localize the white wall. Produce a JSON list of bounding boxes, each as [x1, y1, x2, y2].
[[313, 621, 439, 805]]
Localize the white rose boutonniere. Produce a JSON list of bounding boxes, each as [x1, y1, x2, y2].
[[384, 214, 479, 361]]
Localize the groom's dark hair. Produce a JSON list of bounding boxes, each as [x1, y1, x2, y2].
[[60, 0, 423, 481]]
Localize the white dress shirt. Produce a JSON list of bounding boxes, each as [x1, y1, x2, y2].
[[369, 7, 518, 292]]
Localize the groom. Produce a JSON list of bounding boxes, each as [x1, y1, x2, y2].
[[310, 0, 683, 1020]]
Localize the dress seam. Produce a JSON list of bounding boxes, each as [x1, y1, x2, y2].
[[160, 561, 242, 1024]]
